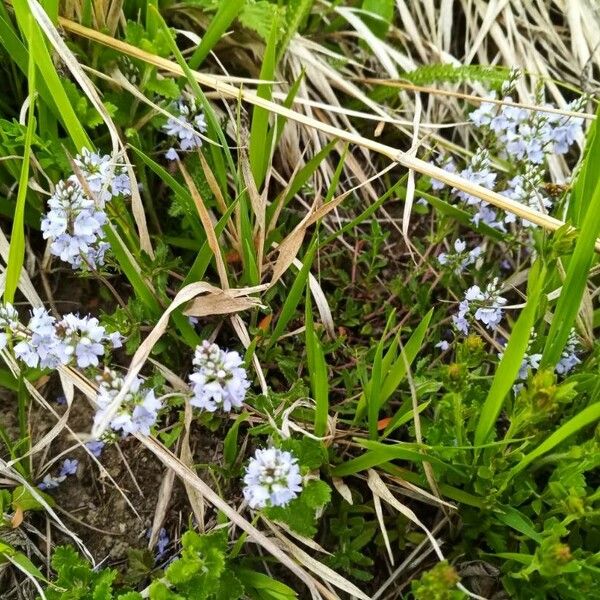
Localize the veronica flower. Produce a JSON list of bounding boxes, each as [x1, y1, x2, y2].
[[501, 167, 552, 228], [13, 307, 64, 369], [1, 304, 120, 372], [93, 369, 162, 437], [74, 148, 131, 206], [38, 458, 78, 490], [430, 157, 456, 190], [437, 239, 483, 275], [55, 314, 110, 368], [449, 150, 505, 230], [38, 473, 65, 490], [189, 340, 250, 412], [41, 177, 109, 270], [453, 278, 507, 334], [469, 96, 497, 127], [556, 330, 582, 375], [59, 458, 79, 477], [85, 439, 105, 458], [42, 148, 130, 270], [243, 448, 303, 509], [163, 96, 207, 156]]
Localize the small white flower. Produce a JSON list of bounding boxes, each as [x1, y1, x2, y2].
[[74, 148, 131, 205], [93, 369, 162, 437], [469, 97, 497, 127], [437, 239, 483, 275], [453, 278, 506, 334], [56, 314, 108, 368], [556, 330, 581, 375], [243, 448, 303, 509], [0, 303, 19, 329], [41, 177, 109, 270], [38, 473, 65, 490], [189, 340, 250, 412], [163, 96, 207, 155], [165, 147, 179, 161], [4, 305, 119, 372], [14, 307, 64, 369]]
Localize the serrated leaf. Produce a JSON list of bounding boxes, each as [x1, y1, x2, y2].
[[281, 434, 326, 471], [302, 480, 331, 509]]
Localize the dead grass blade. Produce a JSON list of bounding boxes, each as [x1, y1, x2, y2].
[[55, 17, 599, 247]]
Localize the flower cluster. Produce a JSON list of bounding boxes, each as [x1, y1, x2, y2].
[[41, 149, 131, 269], [0, 303, 120, 370], [93, 368, 162, 437], [437, 239, 483, 275], [163, 96, 207, 160], [469, 95, 584, 163], [38, 458, 79, 490], [502, 166, 553, 228], [453, 278, 507, 334], [189, 340, 250, 412], [243, 448, 302, 509], [556, 329, 581, 375]]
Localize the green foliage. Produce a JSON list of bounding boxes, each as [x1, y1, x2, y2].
[[411, 562, 465, 600], [400, 64, 510, 88], [43, 546, 141, 600], [266, 479, 331, 536]]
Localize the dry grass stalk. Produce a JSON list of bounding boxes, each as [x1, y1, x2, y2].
[[56, 17, 600, 250]]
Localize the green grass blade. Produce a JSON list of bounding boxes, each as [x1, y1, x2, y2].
[[269, 238, 318, 346], [305, 287, 329, 437], [249, 12, 279, 188], [507, 401, 600, 478], [366, 311, 395, 440], [354, 308, 432, 423], [12, 0, 89, 151], [567, 108, 598, 225], [541, 107, 600, 367], [475, 260, 547, 445], [4, 15, 36, 304], [332, 440, 453, 477], [130, 145, 205, 240], [188, 0, 244, 69]]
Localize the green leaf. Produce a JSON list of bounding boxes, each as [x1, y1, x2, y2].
[[4, 14, 36, 304], [249, 10, 280, 188], [278, 0, 313, 58], [236, 569, 297, 600], [189, 0, 244, 69], [239, 1, 276, 40], [223, 411, 250, 466], [507, 401, 600, 479], [11, 485, 51, 512], [302, 479, 331, 509], [362, 0, 394, 38], [11, 0, 89, 150], [305, 287, 329, 438], [475, 259, 547, 445]]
